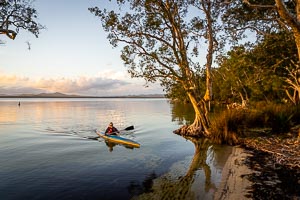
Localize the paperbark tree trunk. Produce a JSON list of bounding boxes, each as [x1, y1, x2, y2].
[[275, 0, 300, 60], [174, 91, 210, 137]]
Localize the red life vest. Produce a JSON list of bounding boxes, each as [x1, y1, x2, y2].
[[107, 127, 113, 133], [105, 126, 118, 134]]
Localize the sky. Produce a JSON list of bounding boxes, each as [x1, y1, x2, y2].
[[0, 0, 163, 96]]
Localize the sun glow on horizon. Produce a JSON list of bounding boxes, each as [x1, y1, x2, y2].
[[0, 70, 163, 96], [0, 0, 164, 96]]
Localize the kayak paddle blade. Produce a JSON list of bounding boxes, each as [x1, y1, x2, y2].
[[124, 125, 134, 131]]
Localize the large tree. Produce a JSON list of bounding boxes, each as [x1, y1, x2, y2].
[[0, 0, 43, 42], [223, 0, 300, 104], [90, 0, 223, 137]]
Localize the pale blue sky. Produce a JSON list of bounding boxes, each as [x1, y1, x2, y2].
[[0, 0, 163, 96]]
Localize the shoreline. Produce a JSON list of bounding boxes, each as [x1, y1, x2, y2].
[[214, 146, 252, 200], [215, 145, 300, 200]]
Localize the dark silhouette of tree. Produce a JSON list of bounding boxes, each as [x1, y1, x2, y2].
[[0, 0, 44, 43]]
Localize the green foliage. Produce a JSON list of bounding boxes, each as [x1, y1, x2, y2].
[[89, 1, 224, 102], [213, 45, 252, 102], [164, 82, 189, 103], [213, 31, 298, 103], [90, 0, 300, 139], [165, 70, 206, 103], [221, 0, 291, 42]]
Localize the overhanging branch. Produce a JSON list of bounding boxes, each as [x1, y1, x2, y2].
[[0, 29, 17, 39]]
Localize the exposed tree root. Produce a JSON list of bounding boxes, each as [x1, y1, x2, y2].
[[173, 123, 209, 138], [174, 123, 239, 145], [174, 101, 210, 138], [173, 125, 202, 137]]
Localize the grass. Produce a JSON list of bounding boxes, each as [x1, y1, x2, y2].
[[210, 102, 300, 145]]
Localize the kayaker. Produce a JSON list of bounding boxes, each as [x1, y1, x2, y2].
[[105, 122, 119, 135]]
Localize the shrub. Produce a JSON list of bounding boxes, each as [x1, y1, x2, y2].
[[210, 109, 247, 145], [210, 102, 300, 144], [261, 103, 294, 134]]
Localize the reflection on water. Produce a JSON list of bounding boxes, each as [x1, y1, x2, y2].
[[130, 101, 232, 200], [131, 138, 231, 200], [105, 141, 118, 152], [0, 103, 20, 123], [0, 98, 231, 200], [170, 101, 195, 125], [104, 140, 139, 152]]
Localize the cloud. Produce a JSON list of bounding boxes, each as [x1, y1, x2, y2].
[[0, 86, 45, 95], [0, 71, 163, 96], [35, 76, 130, 94]]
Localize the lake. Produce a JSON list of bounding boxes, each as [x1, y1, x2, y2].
[[0, 98, 232, 200]]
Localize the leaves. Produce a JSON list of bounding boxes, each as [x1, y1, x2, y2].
[[214, 31, 298, 103], [89, 1, 223, 94], [0, 0, 44, 40]]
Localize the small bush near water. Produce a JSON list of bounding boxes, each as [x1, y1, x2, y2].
[[210, 103, 300, 145]]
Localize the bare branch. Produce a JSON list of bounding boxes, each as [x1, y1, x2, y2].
[[0, 28, 17, 39]]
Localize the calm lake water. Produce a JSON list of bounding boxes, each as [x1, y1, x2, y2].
[[0, 98, 232, 200]]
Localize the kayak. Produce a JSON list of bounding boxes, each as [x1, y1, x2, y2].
[[96, 131, 140, 148]]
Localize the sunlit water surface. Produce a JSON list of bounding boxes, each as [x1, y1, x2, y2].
[[0, 98, 232, 200]]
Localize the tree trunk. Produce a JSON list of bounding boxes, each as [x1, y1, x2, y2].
[[239, 90, 249, 108], [174, 92, 210, 137], [203, 0, 213, 111], [293, 0, 300, 60], [285, 63, 300, 105], [275, 0, 300, 104], [275, 0, 300, 59], [174, 1, 214, 138]]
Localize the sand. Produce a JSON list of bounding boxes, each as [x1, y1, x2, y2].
[[214, 146, 253, 200]]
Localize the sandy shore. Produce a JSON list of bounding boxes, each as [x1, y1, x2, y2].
[[214, 143, 300, 200], [214, 146, 253, 200]]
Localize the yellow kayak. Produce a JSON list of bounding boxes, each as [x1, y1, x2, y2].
[[96, 131, 140, 148]]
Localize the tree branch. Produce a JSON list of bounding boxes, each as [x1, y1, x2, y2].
[[0, 29, 16, 39], [274, 0, 300, 30], [243, 0, 276, 9]]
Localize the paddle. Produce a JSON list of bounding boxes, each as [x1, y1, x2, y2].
[[106, 125, 134, 136], [89, 125, 134, 140], [123, 125, 134, 131]]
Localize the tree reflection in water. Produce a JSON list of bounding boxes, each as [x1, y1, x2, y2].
[[170, 101, 195, 125], [128, 102, 230, 199], [129, 137, 218, 199]]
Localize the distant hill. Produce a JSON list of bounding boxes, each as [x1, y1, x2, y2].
[[124, 94, 165, 98], [0, 92, 80, 98], [32, 92, 80, 98], [0, 92, 165, 98]]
